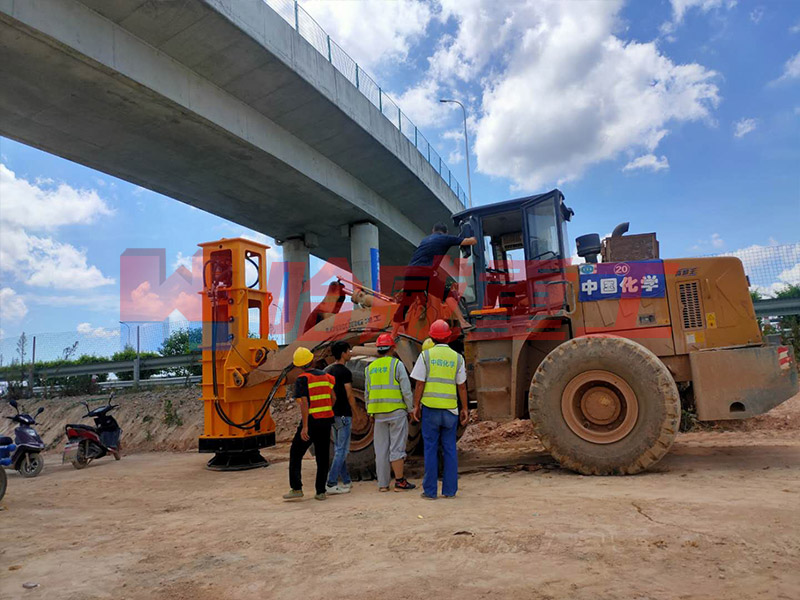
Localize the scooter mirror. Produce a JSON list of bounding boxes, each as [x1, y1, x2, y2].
[[36, 407, 44, 416], [108, 391, 115, 404], [9, 399, 18, 409]]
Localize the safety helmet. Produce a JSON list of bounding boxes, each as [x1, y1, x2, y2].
[[292, 346, 314, 367], [421, 337, 435, 351], [376, 333, 395, 351], [429, 319, 451, 341]]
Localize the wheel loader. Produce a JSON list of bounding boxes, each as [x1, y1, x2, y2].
[[197, 189, 798, 474]]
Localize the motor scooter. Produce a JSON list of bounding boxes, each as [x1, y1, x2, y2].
[[5, 399, 46, 477], [0, 436, 16, 501], [63, 393, 122, 469]]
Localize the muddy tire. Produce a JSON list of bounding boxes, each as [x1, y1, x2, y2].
[[18, 452, 44, 478], [0, 467, 7, 501], [529, 336, 680, 475], [72, 441, 89, 470], [344, 358, 422, 481]]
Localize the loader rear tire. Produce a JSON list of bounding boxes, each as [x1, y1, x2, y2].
[[529, 336, 680, 475]]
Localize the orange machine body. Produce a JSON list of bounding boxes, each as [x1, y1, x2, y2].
[[198, 238, 280, 468]]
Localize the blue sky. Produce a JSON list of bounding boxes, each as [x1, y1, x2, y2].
[[0, 0, 798, 356]]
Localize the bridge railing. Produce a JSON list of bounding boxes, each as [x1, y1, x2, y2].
[[265, 0, 468, 208]]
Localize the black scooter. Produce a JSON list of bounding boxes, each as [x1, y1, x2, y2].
[[5, 399, 46, 478], [63, 393, 122, 469]]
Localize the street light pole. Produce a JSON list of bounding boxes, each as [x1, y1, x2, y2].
[[440, 98, 472, 208]]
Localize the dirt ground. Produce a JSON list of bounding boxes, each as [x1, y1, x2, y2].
[[1, 392, 799, 600]]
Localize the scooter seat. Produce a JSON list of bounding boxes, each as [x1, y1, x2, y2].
[[0, 436, 12, 446], [67, 423, 97, 432]]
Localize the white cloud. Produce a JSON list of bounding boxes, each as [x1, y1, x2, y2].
[[442, 128, 466, 164], [298, 0, 432, 71], [0, 165, 115, 289], [424, 2, 720, 190], [749, 7, 764, 24], [77, 322, 118, 338], [722, 241, 800, 296], [659, 0, 737, 40], [733, 117, 757, 138], [711, 233, 724, 248], [668, 0, 736, 23], [391, 79, 448, 129], [0, 288, 28, 323], [173, 251, 194, 271], [790, 20, 800, 33], [773, 51, 800, 84], [623, 154, 670, 172], [0, 164, 112, 230]]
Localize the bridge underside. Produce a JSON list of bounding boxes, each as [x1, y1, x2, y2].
[[0, 0, 461, 267]]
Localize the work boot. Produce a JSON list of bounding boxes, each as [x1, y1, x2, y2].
[[315, 492, 327, 501], [394, 478, 416, 491], [282, 489, 303, 501]]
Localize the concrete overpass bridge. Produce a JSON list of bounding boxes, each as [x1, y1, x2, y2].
[[0, 0, 468, 338]]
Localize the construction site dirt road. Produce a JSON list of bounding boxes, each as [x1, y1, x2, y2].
[[1, 392, 798, 600]]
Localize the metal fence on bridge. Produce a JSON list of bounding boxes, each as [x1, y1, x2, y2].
[[264, 0, 469, 208]]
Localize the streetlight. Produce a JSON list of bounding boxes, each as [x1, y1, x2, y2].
[[440, 98, 473, 208]]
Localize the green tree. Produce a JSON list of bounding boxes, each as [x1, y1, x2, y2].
[[159, 328, 202, 377], [774, 284, 800, 361], [112, 346, 161, 380]]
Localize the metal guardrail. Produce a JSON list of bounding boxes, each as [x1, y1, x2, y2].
[[753, 297, 800, 318], [30, 375, 202, 394], [36, 354, 201, 378], [263, 0, 468, 207], [99, 375, 202, 389]]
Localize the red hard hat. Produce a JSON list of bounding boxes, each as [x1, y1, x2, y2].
[[376, 333, 395, 349], [429, 319, 451, 341]]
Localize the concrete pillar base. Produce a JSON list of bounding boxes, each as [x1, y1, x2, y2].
[[350, 222, 380, 292], [281, 237, 311, 344]]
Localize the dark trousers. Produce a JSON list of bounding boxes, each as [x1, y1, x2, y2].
[[289, 418, 332, 495]]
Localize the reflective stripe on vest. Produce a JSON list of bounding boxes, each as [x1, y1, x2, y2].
[[421, 345, 459, 410], [298, 372, 335, 419], [365, 356, 406, 414]]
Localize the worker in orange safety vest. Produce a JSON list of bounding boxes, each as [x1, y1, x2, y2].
[[283, 346, 335, 501]]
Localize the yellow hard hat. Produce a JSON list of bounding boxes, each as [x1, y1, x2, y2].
[[292, 346, 314, 367], [421, 338, 435, 351]]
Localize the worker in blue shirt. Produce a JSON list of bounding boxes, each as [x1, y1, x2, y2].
[[393, 222, 476, 330]]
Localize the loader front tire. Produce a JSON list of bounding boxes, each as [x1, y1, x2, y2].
[[529, 336, 680, 475]]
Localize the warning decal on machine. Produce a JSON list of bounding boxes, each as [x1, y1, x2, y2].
[[578, 260, 666, 302]]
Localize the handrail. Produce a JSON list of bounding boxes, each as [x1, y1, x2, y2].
[[264, 0, 467, 208]]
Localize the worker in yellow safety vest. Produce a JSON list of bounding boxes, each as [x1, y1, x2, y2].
[[410, 320, 469, 499], [283, 346, 336, 502], [365, 333, 416, 492]]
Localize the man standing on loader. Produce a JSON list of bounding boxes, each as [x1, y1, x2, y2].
[[364, 334, 416, 492], [283, 347, 336, 501], [411, 320, 469, 499], [393, 222, 476, 333]]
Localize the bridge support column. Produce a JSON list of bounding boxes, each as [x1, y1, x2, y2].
[[350, 222, 380, 292], [281, 237, 311, 345]]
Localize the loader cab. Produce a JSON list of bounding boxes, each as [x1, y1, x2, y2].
[[453, 189, 573, 317]]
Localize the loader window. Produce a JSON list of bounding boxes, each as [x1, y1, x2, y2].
[[525, 201, 561, 260], [475, 210, 529, 312]]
